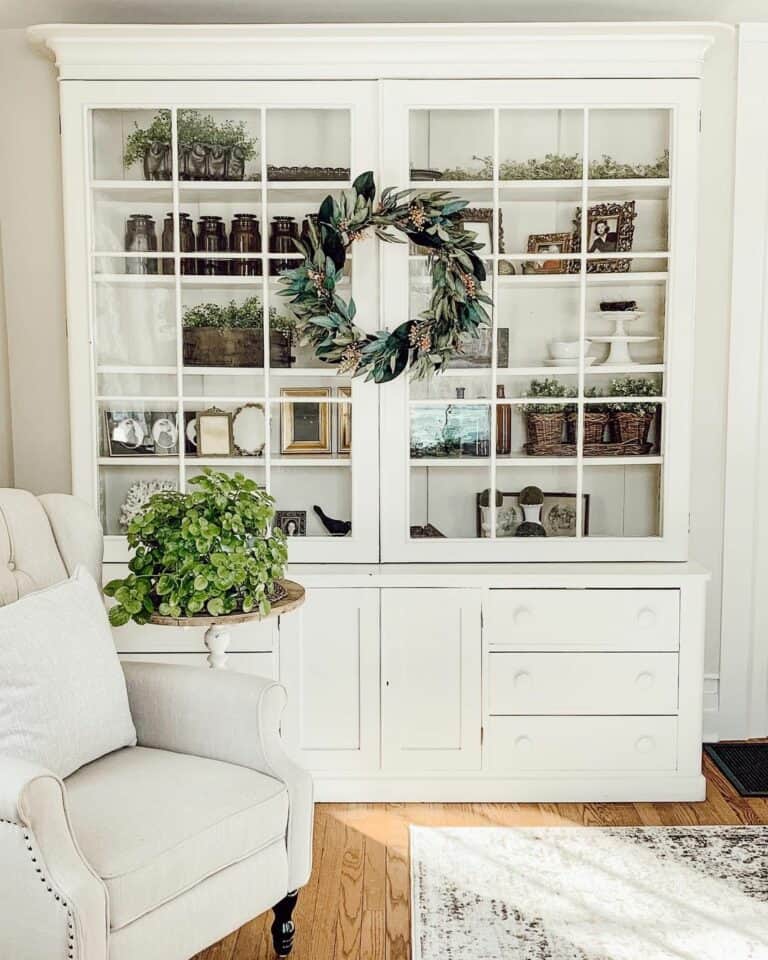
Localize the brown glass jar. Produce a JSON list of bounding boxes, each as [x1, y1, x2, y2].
[[161, 213, 196, 275], [196, 216, 227, 275], [496, 384, 512, 455], [269, 216, 301, 276], [229, 213, 262, 276], [125, 214, 157, 275]]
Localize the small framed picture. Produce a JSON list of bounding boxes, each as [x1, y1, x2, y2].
[[526, 232, 573, 274], [275, 510, 306, 537], [410, 404, 490, 458], [196, 407, 233, 457], [149, 413, 179, 456], [280, 388, 331, 455], [459, 208, 504, 256], [105, 411, 153, 456], [572, 201, 636, 273], [336, 386, 352, 455], [183, 411, 198, 455], [476, 490, 590, 538]]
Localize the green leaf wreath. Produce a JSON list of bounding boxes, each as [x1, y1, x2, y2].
[[279, 171, 493, 383]]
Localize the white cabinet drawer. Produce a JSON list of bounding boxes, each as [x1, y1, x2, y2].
[[120, 652, 276, 678], [485, 716, 677, 772], [485, 589, 679, 651], [488, 652, 679, 715]]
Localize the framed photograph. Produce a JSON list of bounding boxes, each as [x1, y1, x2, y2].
[[476, 490, 590, 538], [274, 510, 306, 537], [183, 411, 198, 455], [232, 403, 266, 457], [104, 410, 153, 457], [459, 207, 504, 256], [526, 232, 573, 274], [571, 201, 636, 273], [149, 413, 178, 456], [336, 386, 352, 456], [280, 388, 331, 455], [410, 404, 490, 458], [196, 407, 233, 457]]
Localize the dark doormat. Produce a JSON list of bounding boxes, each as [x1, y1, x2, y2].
[[704, 742, 768, 796]]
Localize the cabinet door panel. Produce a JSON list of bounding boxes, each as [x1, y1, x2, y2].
[[279, 588, 379, 772], [381, 588, 481, 771]]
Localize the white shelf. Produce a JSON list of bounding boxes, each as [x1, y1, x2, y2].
[[410, 455, 662, 467], [407, 177, 669, 195], [97, 365, 177, 375], [98, 457, 178, 466], [494, 272, 669, 288], [271, 457, 351, 467]]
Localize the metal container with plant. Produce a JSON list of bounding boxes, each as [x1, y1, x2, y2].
[[183, 296, 296, 368], [607, 376, 660, 447], [123, 109, 258, 181], [104, 469, 288, 626], [523, 377, 575, 451]]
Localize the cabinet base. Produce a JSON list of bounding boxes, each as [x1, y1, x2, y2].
[[311, 774, 707, 803]]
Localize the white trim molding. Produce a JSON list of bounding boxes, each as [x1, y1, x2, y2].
[[28, 22, 715, 81], [718, 23, 768, 740]]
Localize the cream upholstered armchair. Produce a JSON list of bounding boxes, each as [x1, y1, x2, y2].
[[0, 488, 313, 960]]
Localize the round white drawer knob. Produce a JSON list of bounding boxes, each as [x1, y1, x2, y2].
[[513, 607, 533, 626], [635, 672, 654, 690], [514, 735, 533, 751], [635, 736, 655, 754], [513, 671, 532, 689], [7, 560, 15, 571], [637, 608, 656, 628]]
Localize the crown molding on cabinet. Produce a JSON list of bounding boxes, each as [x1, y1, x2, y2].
[[28, 22, 716, 81]]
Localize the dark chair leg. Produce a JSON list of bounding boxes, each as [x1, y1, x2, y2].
[[271, 890, 298, 957]]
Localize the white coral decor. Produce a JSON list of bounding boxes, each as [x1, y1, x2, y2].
[[119, 479, 177, 530]]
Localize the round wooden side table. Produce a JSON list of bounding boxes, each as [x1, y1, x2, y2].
[[149, 579, 305, 669]]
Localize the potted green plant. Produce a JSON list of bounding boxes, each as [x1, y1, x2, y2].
[[182, 297, 296, 368], [123, 109, 258, 181], [522, 378, 575, 450], [565, 386, 609, 445], [104, 470, 288, 626], [607, 377, 660, 447]]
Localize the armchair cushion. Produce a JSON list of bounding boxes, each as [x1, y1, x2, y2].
[[65, 746, 289, 931], [0, 566, 136, 778]]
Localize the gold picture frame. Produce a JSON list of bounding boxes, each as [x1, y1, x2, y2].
[[337, 386, 352, 455], [280, 388, 331, 455], [195, 407, 234, 457]]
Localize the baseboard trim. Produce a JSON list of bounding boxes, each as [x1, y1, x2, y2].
[[312, 775, 707, 803]]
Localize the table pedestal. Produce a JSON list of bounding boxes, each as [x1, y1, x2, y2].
[[204, 624, 231, 669]]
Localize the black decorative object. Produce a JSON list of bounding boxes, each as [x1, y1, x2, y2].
[[271, 890, 299, 957], [600, 300, 637, 312], [229, 213, 262, 277], [197, 216, 227, 276], [270, 216, 301, 276], [313, 505, 351, 537], [515, 521, 547, 537], [143, 141, 171, 180]]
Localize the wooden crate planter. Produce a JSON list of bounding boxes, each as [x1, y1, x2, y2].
[[183, 327, 293, 368]]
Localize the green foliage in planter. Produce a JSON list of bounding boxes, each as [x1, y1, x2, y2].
[[523, 377, 576, 415], [182, 297, 296, 336], [519, 485, 544, 506], [608, 376, 660, 415], [123, 109, 258, 169], [104, 469, 288, 627], [568, 385, 609, 416], [435, 150, 669, 182]]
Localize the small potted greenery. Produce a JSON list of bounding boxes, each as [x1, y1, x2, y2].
[[183, 297, 296, 368], [123, 109, 258, 181], [104, 470, 287, 626], [565, 386, 609, 445], [607, 377, 660, 446], [522, 378, 575, 450]]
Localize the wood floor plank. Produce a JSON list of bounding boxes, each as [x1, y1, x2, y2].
[[194, 756, 768, 960]]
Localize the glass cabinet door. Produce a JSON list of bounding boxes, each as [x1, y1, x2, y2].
[[72, 82, 379, 562], [380, 78, 698, 561]]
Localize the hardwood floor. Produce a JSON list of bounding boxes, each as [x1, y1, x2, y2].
[[194, 754, 764, 960]]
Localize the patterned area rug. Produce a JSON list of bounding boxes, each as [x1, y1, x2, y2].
[[411, 826, 768, 959]]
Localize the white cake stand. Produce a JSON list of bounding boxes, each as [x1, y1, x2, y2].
[[588, 311, 658, 366]]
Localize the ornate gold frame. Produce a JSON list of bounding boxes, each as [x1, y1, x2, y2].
[[280, 388, 331, 455]]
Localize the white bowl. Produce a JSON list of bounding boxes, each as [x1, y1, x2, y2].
[[548, 339, 591, 360]]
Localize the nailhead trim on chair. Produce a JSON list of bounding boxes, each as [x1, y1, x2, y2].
[[1, 818, 76, 958]]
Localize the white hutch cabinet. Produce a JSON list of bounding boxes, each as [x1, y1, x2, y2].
[[33, 22, 712, 800]]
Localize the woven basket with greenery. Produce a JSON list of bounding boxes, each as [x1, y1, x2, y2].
[[566, 409, 609, 444], [607, 376, 660, 447], [523, 378, 573, 449]]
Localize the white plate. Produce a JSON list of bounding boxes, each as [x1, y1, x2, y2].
[[589, 310, 645, 322], [589, 335, 659, 342]]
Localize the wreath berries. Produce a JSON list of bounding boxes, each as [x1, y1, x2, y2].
[[279, 171, 493, 383]]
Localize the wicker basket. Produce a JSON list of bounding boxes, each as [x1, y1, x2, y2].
[[566, 410, 609, 445], [525, 411, 565, 447], [611, 410, 656, 446], [183, 328, 293, 368]]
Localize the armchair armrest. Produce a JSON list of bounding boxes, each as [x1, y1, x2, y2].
[[0, 755, 108, 960], [122, 661, 313, 890]]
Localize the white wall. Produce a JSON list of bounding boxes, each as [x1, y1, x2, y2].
[[0, 29, 70, 494], [0, 20, 740, 701]]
